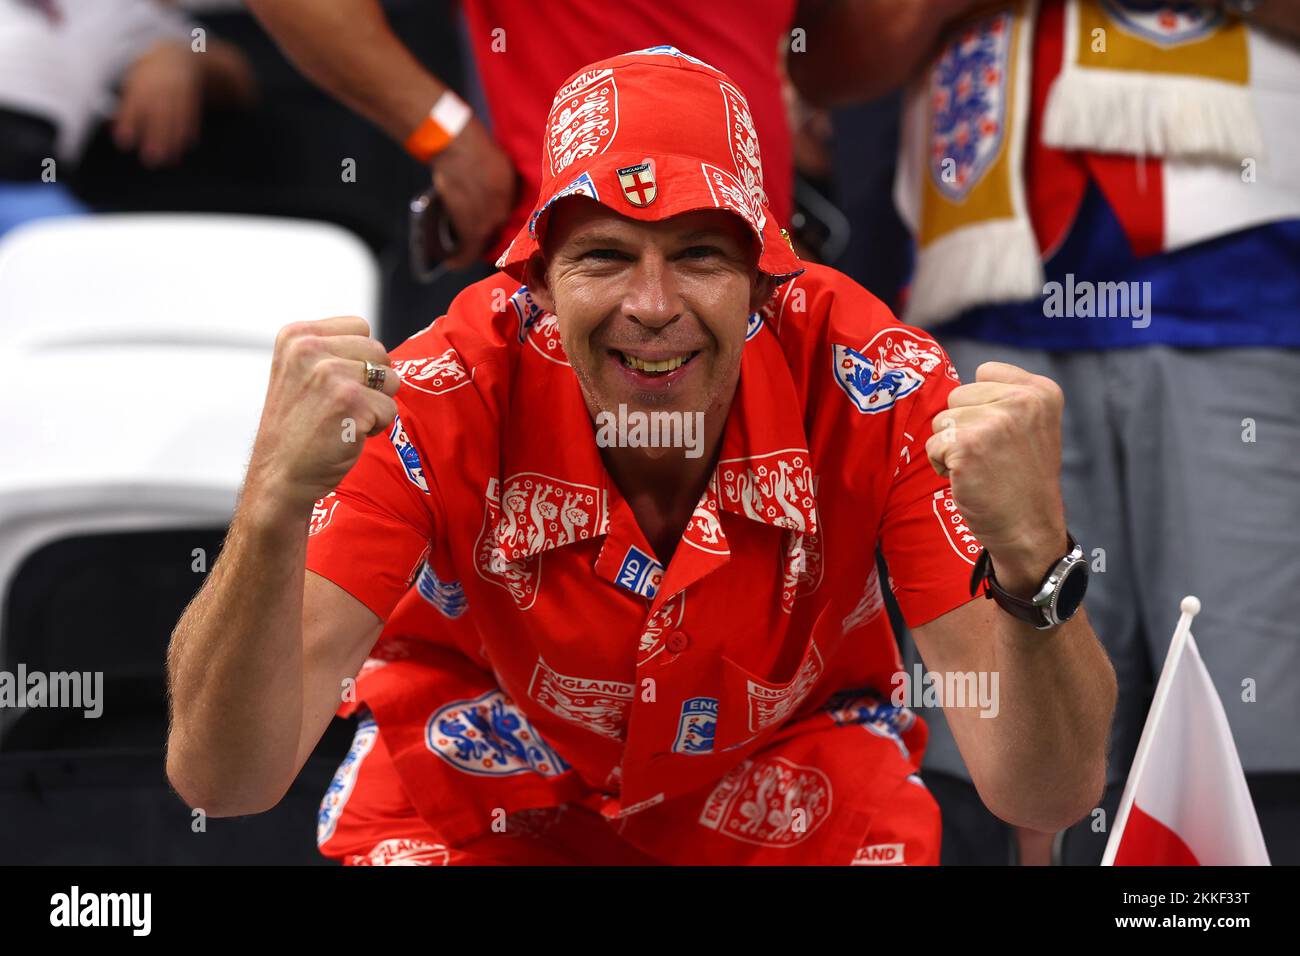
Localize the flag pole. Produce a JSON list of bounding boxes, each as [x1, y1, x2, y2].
[[1100, 595, 1201, 866]]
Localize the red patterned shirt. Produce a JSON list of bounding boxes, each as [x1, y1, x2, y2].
[[306, 261, 980, 842]]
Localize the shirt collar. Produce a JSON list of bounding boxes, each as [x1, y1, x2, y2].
[[713, 322, 820, 537]]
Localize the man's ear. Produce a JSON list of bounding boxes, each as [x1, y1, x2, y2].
[[748, 272, 776, 314], [523, 253, 557, 313]]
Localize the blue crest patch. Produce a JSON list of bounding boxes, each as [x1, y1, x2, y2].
[[426, 689, 570, 777], [416, 562, 467, 619], [389, 415, 430, 493], [825, 693, 916, 758], [528, 172, 598, 238], [673, 697, 718, 754], [509, 285, 545, 343], [317, 715, 377, 845], [832, 343, 924, 414], [615, 545, 664, 599], [745, 310, 763, 341]]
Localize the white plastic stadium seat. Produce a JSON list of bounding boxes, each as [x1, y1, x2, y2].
[[0, 214, 380, 351], [0, 214, 380, 659]]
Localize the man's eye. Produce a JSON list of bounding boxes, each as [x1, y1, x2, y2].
[[679, 245, 722, 259], [582, 249, 628, 261]]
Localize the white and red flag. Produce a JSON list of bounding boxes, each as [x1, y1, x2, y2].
[[1103, 597, 1270, 866]]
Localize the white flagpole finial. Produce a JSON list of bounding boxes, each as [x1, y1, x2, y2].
[[1180, 595, 1201, 618]]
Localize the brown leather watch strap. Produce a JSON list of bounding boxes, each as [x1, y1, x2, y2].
[[969, 533, 1086, 629]]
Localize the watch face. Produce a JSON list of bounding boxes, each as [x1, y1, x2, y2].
[[1053, 561, 1089, 622]]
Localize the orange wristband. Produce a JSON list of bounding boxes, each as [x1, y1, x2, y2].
[[404, 90, 472, 164]]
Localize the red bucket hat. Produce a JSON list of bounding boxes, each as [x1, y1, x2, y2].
[[495, 46, 803, 285]]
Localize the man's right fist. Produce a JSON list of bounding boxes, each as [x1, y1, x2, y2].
[[244, 316, 400, 521]]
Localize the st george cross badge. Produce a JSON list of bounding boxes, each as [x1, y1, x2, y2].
[[617, 160, 657, 207]]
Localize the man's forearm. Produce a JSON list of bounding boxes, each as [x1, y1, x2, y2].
[[165, 495, 310, 816], [922, 365, 1117, 832], [790, 0, 983, 107], [936, 571, 1116, 833], [245, 0, 445, 141], [981, 606, 1114, 831], [973, 528, 1115, 826]]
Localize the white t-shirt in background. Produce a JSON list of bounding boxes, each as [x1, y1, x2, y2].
[[0, 0, 195, 160]]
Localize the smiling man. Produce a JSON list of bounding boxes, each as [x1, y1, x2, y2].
[[165, 48, 1116, 866]]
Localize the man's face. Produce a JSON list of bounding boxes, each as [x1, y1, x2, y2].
[[526, 198, 771, 423]]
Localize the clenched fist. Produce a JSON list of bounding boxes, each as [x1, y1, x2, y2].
[[925, 361, 1069, 594], [244, 316, 400, 521]]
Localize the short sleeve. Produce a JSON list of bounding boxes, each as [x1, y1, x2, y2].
[[877, 341, 983, 629], [305, 410, 440, 622]]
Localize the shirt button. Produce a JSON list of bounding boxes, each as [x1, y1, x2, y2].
[[666, 630, 690, 654]]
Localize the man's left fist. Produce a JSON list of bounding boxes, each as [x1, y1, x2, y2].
[[925, 361, 1069, 590]]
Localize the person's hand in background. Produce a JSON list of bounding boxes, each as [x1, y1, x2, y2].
[[430, 114, 516, 268], [113, 28, 256, 169], [113, 39, 203, 167]]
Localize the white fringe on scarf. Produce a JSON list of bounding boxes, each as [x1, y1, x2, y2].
[[902, 218, 1044, 329], [1042, 69, 1263, 162]]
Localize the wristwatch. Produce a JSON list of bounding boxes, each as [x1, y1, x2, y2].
[[968, 533, 1089, 630]]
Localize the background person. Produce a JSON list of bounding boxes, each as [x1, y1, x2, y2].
[[0, 0, 255, 237], [798, 0, 1300, 864], [243, 0, 923, 270]]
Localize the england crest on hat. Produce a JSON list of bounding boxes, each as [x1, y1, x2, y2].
[[617, 159, 657, 207]]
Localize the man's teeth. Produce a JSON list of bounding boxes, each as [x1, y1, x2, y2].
[[620, 352, 692, 373]]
